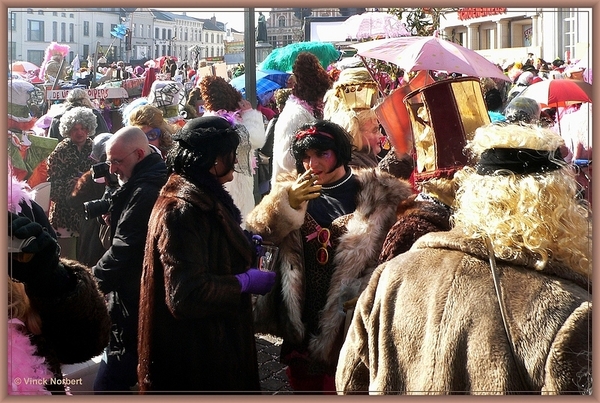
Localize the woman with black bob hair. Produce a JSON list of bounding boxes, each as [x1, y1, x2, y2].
[[137, 116, 275, 393], [291, 120, 353, 175], [246, 119, 413, 393]]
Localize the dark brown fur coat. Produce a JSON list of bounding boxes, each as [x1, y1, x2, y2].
[[137, 174, 260, 392]]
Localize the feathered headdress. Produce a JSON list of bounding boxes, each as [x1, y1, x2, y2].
[[38, 42, 70, 80]]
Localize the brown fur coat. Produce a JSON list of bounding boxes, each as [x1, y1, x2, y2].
[[336, 228, 592, 394], [245, 168, 413, 368], [137, 174, 260, 392]]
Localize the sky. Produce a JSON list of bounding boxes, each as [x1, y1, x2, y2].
[[157, 8, 271, 33]]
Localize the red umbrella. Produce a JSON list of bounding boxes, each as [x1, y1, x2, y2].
[[519, 78, 592, 108], [519, 78, 592, 136]]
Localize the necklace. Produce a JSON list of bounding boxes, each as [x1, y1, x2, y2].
[[321, 172, 353, 190]]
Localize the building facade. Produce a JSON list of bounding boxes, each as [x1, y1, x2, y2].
[[8, 8, 226, 67], [438, 8, 591, 66], [265, 7, 343, 48]]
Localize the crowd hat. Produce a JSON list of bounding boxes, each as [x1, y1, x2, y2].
[[402, 77, 490, 182]]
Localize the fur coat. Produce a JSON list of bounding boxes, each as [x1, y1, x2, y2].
[[336, 228, 592, 394], [16, 259, 111, 394], [137, 174, 260, 392], [245, 168, 413, 369], [378, 195, 451, 264]]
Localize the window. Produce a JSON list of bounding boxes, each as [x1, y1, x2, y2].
[[9, 42, 16, 62], [27, 20, 44, 41], [211, 33, 214, 43], [9, 12, 16, 31], [563, 9, 576, 60], [53, 11, 57, 16], [27, 9, 33, 14], [162, 28, 166, 40], [148, 25, 151, 38], [96, 22, 104, 37], [83, 44, 89, 59], [83, 21, 89, 36], [61, 13, 66, 17], [61, 22, 66, 42], [27, 50, 44, 66], [155, 27, 159, 39], [69, 23, 74, 42], [52, 21, 57, 41], [278, 16, 286, 27], [205, 33, 208, 42], [38, 10, 44, 15], [70, 13, 74, 18]]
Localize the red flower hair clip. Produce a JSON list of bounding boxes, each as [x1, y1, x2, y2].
[[295, 127, 333, 140]]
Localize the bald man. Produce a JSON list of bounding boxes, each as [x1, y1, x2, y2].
[[92, 126, 169, 393]]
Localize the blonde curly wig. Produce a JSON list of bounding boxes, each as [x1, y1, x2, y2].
[[452, 123, 591, 276]]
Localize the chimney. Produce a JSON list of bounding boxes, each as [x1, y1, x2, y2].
[[211, 14, 216, 25]]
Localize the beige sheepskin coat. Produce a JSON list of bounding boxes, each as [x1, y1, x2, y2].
[[335, 229, 592, 395]]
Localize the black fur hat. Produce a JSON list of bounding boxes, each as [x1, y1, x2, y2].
[[169, 116, 240, 172]]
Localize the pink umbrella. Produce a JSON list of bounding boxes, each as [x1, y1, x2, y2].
[[352, 32, 510, 82], [342, 12, 411, 40]]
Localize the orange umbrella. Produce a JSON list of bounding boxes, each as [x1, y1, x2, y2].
[[11, 61, 40, 74]]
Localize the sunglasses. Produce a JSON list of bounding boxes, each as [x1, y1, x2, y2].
[[144, 128, 162, 141], [316, 227, 331, 266]]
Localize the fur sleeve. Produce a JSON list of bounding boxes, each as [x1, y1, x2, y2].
[[542, 301, 592, 394], [335, 264, 388, 394], [245, 179, 306, 242]]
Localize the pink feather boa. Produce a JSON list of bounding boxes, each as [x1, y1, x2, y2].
[[7, 319, 52, 395], [8, 172, 35, 214]]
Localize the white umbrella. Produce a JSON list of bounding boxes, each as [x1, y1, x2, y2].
[[342, 12, 410, 40]]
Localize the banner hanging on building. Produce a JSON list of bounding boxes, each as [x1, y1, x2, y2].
[[458, 8, 507, 20]]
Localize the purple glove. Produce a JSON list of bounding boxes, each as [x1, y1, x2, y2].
[[235, 268, 276, 295]]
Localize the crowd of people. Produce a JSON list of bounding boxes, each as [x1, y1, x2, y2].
[[8, 45, 591, 395]]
